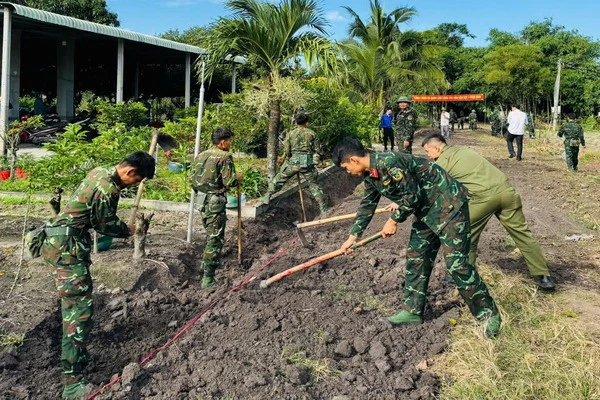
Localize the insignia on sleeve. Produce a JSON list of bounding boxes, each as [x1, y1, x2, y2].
[[370, 168, 379, 178], [388, 167, 404, 181], [407, 116, 413, 120]]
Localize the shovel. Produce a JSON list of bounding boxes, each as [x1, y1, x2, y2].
[[128, 130, 178, 226], [295, 208, 388, 248], [259, 232, 383, 288]]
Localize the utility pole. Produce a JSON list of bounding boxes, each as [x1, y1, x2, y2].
[[551, 58, 562, 132]]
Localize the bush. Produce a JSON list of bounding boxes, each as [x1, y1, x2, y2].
[[581, 115, 599, 131], [95, 100, 149, 128]]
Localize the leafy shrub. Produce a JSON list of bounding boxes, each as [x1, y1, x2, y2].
[[95, 100, 149, 128], [581, 115, 599, 131], [237, 166, 268, 198], [19, 94, 36, 111]]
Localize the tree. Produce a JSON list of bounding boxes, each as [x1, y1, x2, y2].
[[203, 0, 338, 179], [13, 0, 119, 26], [338, 0, 445, 110], [432, 23, 475, 48]]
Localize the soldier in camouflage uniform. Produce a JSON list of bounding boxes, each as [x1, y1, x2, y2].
[[526, 112, 535, 138], [262, 113, 328, 214], [490, 109, 501, 137], [41, 151, 155, 399], [468, 109, 477, 130], [449, 109, 458, 133], [333, 137, 501, 338], [190, 127, 241, 288], [394, 96, 417, 154], [558, 113, 586, 172]]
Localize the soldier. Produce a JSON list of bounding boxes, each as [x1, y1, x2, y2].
[[420, 132, 556, 290], [333, 137, 501, 338], [394, 96, 418, 154], [190, 127, 241, 288], [558, 113, 586, 172], [526, 112, 536, 139], [262, 113, 328, 214], [468, 109, 477, 130], [449, 109, 458, 133], [41, 151, 155, 399], [490, 109, 501, 137], [458, 110, 465, 130]]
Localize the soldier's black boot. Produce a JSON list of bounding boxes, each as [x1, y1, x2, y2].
[[533, 275, 556, 291], [485, 313, 502, 339]]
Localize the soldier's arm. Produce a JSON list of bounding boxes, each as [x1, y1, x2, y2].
[[580, 125, 586, 146], [312, 133, 322, 165], [189, 158, 203, 192], [221, 155, 239, 189], [350, 179, 381, 238], [90, 189, 130, 238], [557, 126, 564, 137]]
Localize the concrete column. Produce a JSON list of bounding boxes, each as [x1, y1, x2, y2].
[[0, 6, 13, 155], [133, 62, 140, 99], [116, 38, 124, 103], [8, 29, 20, 120], [56, 38, 75, 121], [184, 53, 191, 107], [231, 63, 237, 94]]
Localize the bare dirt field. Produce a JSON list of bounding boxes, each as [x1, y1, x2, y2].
[[1, 128, 598, 399]]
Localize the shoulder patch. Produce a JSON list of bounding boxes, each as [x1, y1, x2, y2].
[[388, 167, 404, 182]]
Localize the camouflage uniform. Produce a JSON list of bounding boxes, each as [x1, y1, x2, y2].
[[351, 152, 499, 320], [526, 113, 535, 138], [41, 167, 131, 385], [190, 147, 239, 279], [490, 110, 501, 137], [468, 111, 477, 130], [394, 109, 417, 154], [557, 121, 585, 171], [449, 110, 458, 132], [267, 126, 328, 212]]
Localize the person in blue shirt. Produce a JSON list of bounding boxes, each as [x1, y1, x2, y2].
[[380, 107, 395, 151]]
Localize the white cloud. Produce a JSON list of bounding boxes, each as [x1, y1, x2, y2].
[[325, 10, 346, 22]]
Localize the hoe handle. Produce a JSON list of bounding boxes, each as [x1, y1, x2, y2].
[[128, 131, 159, 226], [260, 232, 383, 288], [296, 208, 388, 229]]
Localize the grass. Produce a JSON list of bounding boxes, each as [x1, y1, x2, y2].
[[331, 284, 392, 314], [433, 263, 600, 400], [0, 333, 25, 347], [281, 346, 340, 382], [0, 196, 47, 206]]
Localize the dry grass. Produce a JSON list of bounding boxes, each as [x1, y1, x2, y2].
[[433, 264, 600, 400], [281, 346, 340, 382]]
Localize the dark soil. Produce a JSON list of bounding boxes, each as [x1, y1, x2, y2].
[[1, 129, 599, 400]]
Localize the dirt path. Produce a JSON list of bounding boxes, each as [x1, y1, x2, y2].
[[0, 129, 598, 399]]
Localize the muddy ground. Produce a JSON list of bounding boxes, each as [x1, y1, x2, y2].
[[1, 128, 599, 399]]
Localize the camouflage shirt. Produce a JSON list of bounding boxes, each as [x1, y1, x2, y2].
[[469, 112, 477, 122], [351, 152, 467, 237], [558, 121, 585, 147], [394, 109, 417, 142], [48, 167, 130, 238], [190, 147, 239, 194], [282, 126, 322, 165]]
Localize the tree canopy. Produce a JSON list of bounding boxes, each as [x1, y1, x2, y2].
[[13, 0, 119, 26]]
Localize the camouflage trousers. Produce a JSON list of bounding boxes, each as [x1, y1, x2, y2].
[[565, 145, 580, 171], [491, 124, 501, 137], [394, 136, 413, 154], [269, 162, 327, 211], [200, 193, 227, 278], [41, 234, 93, 385], [403, 202, 498, 321]]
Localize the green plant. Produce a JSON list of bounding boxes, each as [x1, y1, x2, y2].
[[237, 166, 268, 198], [581, 115, 599, 131], [95, 100, 149, 128], [0, 333, 25, 347], [281, 347, 340, 382]]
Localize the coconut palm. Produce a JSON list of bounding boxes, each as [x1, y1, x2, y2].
[[339, 0, 445, 110], [203, 0, 338, 179]]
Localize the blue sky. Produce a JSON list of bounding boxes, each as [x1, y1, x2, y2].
[[107, 0, 599, 47]]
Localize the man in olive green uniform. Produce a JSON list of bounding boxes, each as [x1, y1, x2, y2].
[[420, 132, 555, 290], [190, 127, 240, 288], [558, 113, 586, 172], [334, 137, 501, 338], [394, 96, 417, 154], [468, 109, 477, 130], [262, 113, 328, 214], [526, 113, 536, 139], [490, 109, 501, 137], [449, 109, 458, 133], [41, 151, 155, 399]]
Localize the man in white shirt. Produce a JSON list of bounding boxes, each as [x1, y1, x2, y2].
[[506, 104, 527, 161], [440, 107, 450, 138]]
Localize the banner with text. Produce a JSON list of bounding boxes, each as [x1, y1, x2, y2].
[[412, 94, 485, 102]]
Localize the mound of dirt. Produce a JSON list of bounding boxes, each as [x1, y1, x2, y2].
[[0, 169, 457, 400]]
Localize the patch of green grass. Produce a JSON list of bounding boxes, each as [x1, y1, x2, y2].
[[0, 333, 25, 347], [312, 328, 327, 344], [332, 284, 354, 302], [0, 196, 47, 205], [361, 295, 392, 314], [281, 347, 340, 382], [433, 264, 600, 400]]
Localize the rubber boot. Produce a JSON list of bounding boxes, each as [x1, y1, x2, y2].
[[387, 309, 422, 326], [201, 276, 216, 289], [62, 379, 94, 400], [484, 313, 502, 338]]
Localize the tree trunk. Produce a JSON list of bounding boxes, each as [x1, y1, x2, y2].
[[267, 96, 281, 181], [133, 212, 154, 262]]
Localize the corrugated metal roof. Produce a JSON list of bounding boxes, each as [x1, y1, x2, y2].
[[0, 2, 204, 55]]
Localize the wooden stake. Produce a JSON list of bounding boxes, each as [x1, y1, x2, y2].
[[237, 185, 242, 265]]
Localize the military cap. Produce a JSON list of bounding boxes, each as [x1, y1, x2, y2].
[[396, 96, 412, 103]]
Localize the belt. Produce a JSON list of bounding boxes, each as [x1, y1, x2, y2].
[[45, 226, 85, 237]]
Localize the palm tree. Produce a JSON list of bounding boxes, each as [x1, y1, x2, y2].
[[203, 0, 338, 179], [339, 0, 445, 110]]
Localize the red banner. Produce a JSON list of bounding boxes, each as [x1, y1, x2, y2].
[[411, 94, 485, 102]]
